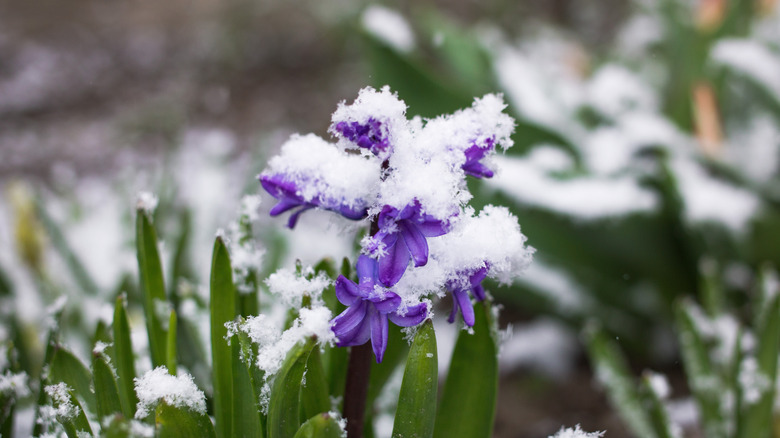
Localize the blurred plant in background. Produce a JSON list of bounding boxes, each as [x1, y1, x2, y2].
[[2, 0, 780, 436]]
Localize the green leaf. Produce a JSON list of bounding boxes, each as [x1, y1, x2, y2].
[[300, 347, 330, 422], [639, 372, 678, 438], [367, 324, 409, 406], [48, 346, 97, 416], [675, 301, 724, 438], [156, 401, 217, 438], [210, 236, 236, 438], [293, 413, 344, 438], [231, 337, 264, 438], [167, 309, 178, 376], [34, 196, 100, 296], [392, 320, 437, 438], [136, 209, 169, 368], [584, 323, 655, 438], [739, 270, 780, 438], [113, 295, 139, 419], [268, 338, 316, 438], [92, 350, 124, 420], [434, 302, 498, 438]]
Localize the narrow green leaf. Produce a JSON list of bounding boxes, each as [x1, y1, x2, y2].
[[32, 310, 64, 437], [113, 295, 138, 419], [231, 337, 263, 438], [367, 324, 409, 405], [293, 413, 344, 438], [167, 309, 178, 376], [48, 347, 97, 415], [210, 237, 236, 438], [584, 323, 655, 438], [639, 372, 678, 438], [136, 210, 168, 368], [739, 274, 780, 438], [92, 351, 123, 420], [392, 320, 437, 438], [300, 347, 330, 422], [434, 303, 498, 438], [156, 401, 217, 438], [58, 389, 93, 438], [268, 338, 316, 438], [34, 197, 100, 296], [675, 301, 724, 438]]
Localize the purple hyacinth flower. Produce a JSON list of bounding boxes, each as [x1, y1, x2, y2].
[[331, 118, 391, 157], [330, 255, 428, 362], [365, 201, 448, 287], [260, 173, 368, 228], [461, 136, 497, 179], [447, 266, 489, 327]]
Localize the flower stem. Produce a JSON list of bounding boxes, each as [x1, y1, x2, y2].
[[343, 342, 372, 437]]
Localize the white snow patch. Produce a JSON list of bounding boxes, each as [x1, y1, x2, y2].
[[135, 191, 158, 215], [549, 424, 605, 438], [361, 6, 416, 53], [711, 39, 780, 102], [265, 268, 331, 308], [499, 319, 577, 379], [0, 371, 30, 398], [134, 366, 206, 419]]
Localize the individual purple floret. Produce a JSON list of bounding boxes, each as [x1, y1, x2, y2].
[[447, 266, 489, 327], [330, 255, 428, 362], [364, 201, 448, 287], [332, 118, 391, 158], [260, 173, 368, 228], [461, 136, 497, 178]]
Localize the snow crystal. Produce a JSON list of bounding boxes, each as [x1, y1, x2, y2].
[[361, 6, 416, 53], [242, 306, 334, 378], [134, 366, 207, 419], [711, 39, 780, 102], [487, 153, 658, 220], [265, 268, 331, 308], [549, 425, 605, 438], [0, 371, 30, 398], [135, 191, 159, 215], [44, 383, 79, 421]]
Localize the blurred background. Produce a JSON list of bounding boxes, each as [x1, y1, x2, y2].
[[2, 0, 780, 436]]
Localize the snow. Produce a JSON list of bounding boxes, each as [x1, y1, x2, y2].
[[739, 357, 770, 405], [646, 371, 671, 399], [0, 370, 30, 398], [361, 6, 416, 53], [264, 268, 331, 308], [514, 260, 591, 315], [135, 191, 158, 215], [586, 65, 659, 119], [486, 153, 658, 220], [711, 38, 780, 102], [549, 425, 605, 438], [671, 158, 760, 232], [134, 366, 207, 419], [43, 382, 79, 421]]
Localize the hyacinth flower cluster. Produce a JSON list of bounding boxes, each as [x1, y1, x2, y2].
[[260, 86, 533, 362]]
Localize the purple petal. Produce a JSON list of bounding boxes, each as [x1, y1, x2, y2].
[[387, 302, 428, 327], [463, 161, 494, 179], [370, 310, 389, 363], [335, 275, 361, 305], [472, 284, 486, 302], [286, 205, 314, 228], [448, 295, 460, 324], [454, 289, 475, 327], [339, 204, 368, 220], [356, 255, 378, 284], [416, 218, 448, 237], [332, 301, 370, 347], [370, 291, 401, 314], [378, 235, 410, 287], [269, 198, 302, 216], [399, 221, 428, 267]]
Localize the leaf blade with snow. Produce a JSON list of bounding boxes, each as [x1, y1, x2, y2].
[[268, 338, 316, 438], [210, 236, 236, 438], [136, 210, 169, 369]]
